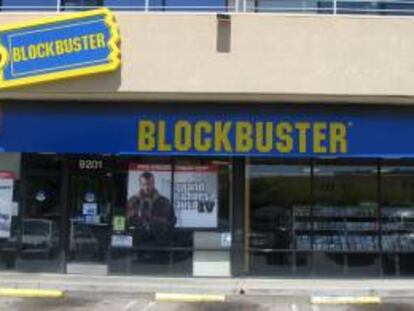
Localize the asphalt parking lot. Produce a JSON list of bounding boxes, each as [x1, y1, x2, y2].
[[0, 292, 413, 311]]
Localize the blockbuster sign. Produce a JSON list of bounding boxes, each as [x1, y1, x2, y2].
[[0, 8, 120, 89]]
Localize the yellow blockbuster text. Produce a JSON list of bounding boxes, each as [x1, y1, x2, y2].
[[137, 120, 348, 154], [12, 33, 106, 63]]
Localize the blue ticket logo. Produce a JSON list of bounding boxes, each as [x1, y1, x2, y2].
[[0, 8, 120, 89]]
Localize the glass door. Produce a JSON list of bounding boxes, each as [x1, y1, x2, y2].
[[66, 158, 112, 275], [17, 154, 63, 273]]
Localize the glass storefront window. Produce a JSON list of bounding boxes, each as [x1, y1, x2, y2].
[[248, 160, 311, 276], [248, 159, 382, 277], [313, 161, 379, 277], [380, 163, 414, 277], [108, 157, 231, 276], [6, 152, 414, 278]]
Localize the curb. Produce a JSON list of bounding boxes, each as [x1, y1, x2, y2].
[[0, 288, 64, 299], [311, 296, 381, 305], [155, 293, 226, 303]]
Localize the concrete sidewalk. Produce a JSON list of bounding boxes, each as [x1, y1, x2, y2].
[[0, 272, 414, 298]]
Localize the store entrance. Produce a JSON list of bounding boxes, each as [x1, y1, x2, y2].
[[66, 158, 112, 275]]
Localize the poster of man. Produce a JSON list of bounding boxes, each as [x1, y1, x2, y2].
[[127, 164, 218, 234], [127, 164, 176, 245]]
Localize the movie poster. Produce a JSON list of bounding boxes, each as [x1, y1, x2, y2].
[[0, 172, 14, 239], [173, 165, 218, 228], [127, 164, 218, 229]]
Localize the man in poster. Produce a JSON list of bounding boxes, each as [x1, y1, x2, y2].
[[127, 171, 176, 245]]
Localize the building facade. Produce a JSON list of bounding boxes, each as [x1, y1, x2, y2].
[[1, 4, 414, 278]]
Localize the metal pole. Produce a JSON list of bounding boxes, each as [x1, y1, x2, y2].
[[145, 0, 150, 12], [333, 0, 337, 15], [231, 157, 246, 277], [57, 0, 61, 12]]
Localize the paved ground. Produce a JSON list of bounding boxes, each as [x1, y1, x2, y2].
[[0, 293, 413, 311], [1, 273, 414, 310], [3, 272, 414, 297]]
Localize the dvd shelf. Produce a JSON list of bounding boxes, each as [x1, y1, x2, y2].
[[294, 206, 414, 252], [381, 207, 414, 251], [294, 205, 379, 252]]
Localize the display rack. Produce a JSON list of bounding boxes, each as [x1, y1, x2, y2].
[[293, 205, 379, 252], [293, 205, 414, 253], [381, 207, 414, 252]]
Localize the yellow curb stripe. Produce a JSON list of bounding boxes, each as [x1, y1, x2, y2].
[[155, 293, 225, 303], [0, 288, 64, 298], [311, 296, 381, 305]]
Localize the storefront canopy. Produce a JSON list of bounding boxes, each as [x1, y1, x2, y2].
[[0, 102, 412, 158]]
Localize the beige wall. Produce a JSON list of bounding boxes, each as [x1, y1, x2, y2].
[[1, 13, 414, 104]]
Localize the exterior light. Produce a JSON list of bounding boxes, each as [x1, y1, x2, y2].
[[216, 13, 231, 21]]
